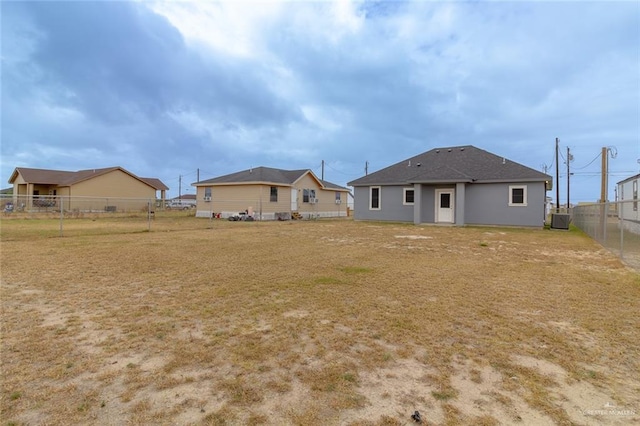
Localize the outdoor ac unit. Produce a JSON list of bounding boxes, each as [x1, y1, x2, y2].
[[551, 213, 570, 230], [203, 196, 211, 202], [335, 199, 342, 204], [309, 198, 317, 204]]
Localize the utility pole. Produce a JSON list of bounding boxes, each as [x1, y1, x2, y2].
[[365, 161, 369, 176], [197, 168, 200, 182], [179, 175, 182, 199], [555, 138, 560, 212], [321, 160, 324, 181], [600, 147, 608, 203], [566, 147, 572, 209]]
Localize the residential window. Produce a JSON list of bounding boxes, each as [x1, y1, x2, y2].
[[335, 192, 341, 201], [509, 185, 527, 206], [303, 189, 316, 203], [270, 186, 278, 202], [204, 187, 212, 201], [370, 186, 381, 210], [634, 180, 638, 211], [403, 188, 414, 205]]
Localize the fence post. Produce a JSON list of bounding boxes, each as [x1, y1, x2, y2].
[[59, 196, 64, 237], [619, 201, 624, 260], [602, 201, 608, 243], [148, 200, 152, 231]]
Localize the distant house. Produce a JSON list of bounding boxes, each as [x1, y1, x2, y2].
[[192, 167, 350, 220], [617, 173, 639, 234], [8, 167, 168, 211], [348, 145, 552, 227]]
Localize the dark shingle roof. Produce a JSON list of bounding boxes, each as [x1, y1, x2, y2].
[[348, 145, 551, 186], [195, 166, 349, 190]]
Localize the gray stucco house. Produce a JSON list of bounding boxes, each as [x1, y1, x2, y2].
[[347, 145, 552, 227]]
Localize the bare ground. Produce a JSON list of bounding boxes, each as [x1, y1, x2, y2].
[[1, 219, 639, 425]]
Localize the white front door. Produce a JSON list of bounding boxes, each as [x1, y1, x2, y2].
[[435, 189, 454, 223], [291, 188, 298, 211]]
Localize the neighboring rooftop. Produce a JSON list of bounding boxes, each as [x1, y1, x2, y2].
[[9, 166, 169, 190], [194, 166, 349, 190], [348, 145, 551, 186]]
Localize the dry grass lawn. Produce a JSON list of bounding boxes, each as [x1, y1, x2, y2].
[[1, 218, 639, 425]]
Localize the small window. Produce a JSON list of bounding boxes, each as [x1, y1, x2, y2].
[[270, 186, 278, 202], [204, 188, 212, 198], [303, 189, 316, 203], [509, 185, 527, 206], [335, 192, 341, 201], [403, 188, 414, 205], [370, 186, 381, 210]]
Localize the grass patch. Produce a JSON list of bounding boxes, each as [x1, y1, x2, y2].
[[1, 219, 638, 424]]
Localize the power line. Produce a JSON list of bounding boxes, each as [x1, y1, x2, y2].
[[573, 151, 602, 170]]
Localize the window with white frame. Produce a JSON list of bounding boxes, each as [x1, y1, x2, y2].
[[303, 189, 316, 203], [204, 187, 212, 201], [403, 188, 414, 205], [335, 192, 341, 201], [509, 185, 527, 206], [370, 186, 381, 210]]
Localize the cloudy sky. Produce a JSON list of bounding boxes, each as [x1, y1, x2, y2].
[[2, 0, 638, 202]]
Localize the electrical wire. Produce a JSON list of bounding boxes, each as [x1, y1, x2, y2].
[[573, 151, 602, 170]]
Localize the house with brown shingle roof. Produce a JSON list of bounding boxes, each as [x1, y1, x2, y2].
[[192, 167, 350, 220], [8, 166, 168, 211]]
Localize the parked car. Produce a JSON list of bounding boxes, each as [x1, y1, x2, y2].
[[166, 202, 195, 210]]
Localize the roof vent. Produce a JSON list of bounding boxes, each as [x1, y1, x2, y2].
[[408, 160, 411, 167], [417, 162, 421, 167], [460, 148, 465, 151], [448, 149, 452, 152], [502, 158, 506, 164]]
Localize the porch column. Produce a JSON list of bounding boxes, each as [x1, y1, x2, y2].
[[455, 182, 465, 226], [413, 183, 422, 225]]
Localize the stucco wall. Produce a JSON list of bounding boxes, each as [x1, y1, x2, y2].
[[197, 184, 292, 218], [70, 170, 156, 199], [464, 182, 547, 227], [196, 177, 348, 219], [354, 182, 547, 227], [352, 185, 414, 222]]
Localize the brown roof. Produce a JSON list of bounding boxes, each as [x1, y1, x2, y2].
[[9, 166, 169, 190], [140, 177, 170, 191]]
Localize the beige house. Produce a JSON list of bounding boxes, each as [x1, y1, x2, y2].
[[8, 167, 168, 212], [192, 167, 350, 220]]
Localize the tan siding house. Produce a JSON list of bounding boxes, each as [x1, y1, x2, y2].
[[8, 167, 168, 211], [192, 167, 349, 220]]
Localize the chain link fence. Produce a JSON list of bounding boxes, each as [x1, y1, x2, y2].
[[572, 200, 640, 270], [0, 194, 351, 239]]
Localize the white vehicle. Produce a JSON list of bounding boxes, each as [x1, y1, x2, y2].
[[166, 201, 195, 210]]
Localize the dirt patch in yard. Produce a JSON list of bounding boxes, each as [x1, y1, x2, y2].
[[1, 219, 638, 425]]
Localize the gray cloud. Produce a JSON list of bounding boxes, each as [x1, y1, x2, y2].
[[1, 1, 638, 201]]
